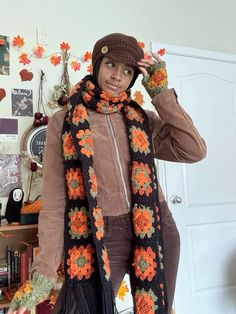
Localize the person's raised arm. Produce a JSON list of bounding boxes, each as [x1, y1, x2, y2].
[[138, 54, 206, 162]]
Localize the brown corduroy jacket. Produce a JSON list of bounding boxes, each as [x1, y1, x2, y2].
[[31, 88, 206, 283]]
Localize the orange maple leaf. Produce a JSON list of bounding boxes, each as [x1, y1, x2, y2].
[[19, 53, 31, 65], [116, 281, 129, 300], [84, 51, 92, 62], [157, 48, 166, 56], [144, 52, 152, 60], [33, 46, 45, 58], [87, 64, 93, 74], [0, 38, 6, 45], [60, 42, 70, 50], [50, 55, 62, 66], [138, 41, 145, 49], [70, 60, 81, 71], [12, 35, 25, 48], [133, 91, 145, 106]]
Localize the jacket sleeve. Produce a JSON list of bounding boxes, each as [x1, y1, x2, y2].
[[31, 110, 66, 284], [146, 88, 207, 163]]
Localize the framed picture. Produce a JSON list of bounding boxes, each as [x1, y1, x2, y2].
[[21, 125, 47, 167]]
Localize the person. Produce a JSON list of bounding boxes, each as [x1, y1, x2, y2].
[[13, 95, 33, 116], [7, 33, 206, 314]]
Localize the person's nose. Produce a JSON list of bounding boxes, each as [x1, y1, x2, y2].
[[111, 67, 122, 82]]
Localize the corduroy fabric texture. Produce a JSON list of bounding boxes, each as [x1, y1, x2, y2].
[[92, 33, 144, 71], [57, 75, 168, 314]]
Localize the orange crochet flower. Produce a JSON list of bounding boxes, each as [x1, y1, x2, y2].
[[15, 281, 32, 299], [93, 206, 104, 240], [69, 207, 90, 239], [133, 205, 154, 238], [102, 248, 111, 280], [82, 91, 92, 102], [101, 91, 128, 103], [125, 106, 144, 124], [85, 80, 95, 92], [133, 247, 157, 281], [76, 129, 93, 158], [72, 104, 88, 125], [89, 167, 97, 198], [135, 288, 158, 314], [96, 101, 123, 114], [131, 162, 153, 196], [66, 168, 85, 200], [129, 126, 150, 155], [62, 131, 77, 160], [148, 68, 167, 88], [67, 245, 95, 280]]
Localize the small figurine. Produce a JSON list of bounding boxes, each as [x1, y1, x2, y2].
[[5, 188, 24, 223]]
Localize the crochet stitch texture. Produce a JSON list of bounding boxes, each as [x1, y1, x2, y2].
[[60, 75, 168, 314]]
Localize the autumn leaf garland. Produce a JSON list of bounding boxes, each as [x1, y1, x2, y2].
[[11, 35, 93, 71]]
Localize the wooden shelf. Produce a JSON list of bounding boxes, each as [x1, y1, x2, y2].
[[0, 300, 10, 309], [0, 224, 38, 232]]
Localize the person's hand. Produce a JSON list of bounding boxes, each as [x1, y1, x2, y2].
[[137, 53, 161, 77], [7, 305, 27, 314], [137, 53, 168, 98], [6, 273, 53, 314]]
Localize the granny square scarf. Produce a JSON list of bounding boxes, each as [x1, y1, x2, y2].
[[59, 75, 168, 314]]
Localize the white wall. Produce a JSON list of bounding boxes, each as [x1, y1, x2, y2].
[[0, 0, 235, 212]]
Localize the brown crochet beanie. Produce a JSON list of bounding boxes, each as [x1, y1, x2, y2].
[[92, 33, 144, 72]]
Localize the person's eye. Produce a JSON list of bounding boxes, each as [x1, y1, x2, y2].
[[124, 69, 133, 76], [106, 62, 114, 68]]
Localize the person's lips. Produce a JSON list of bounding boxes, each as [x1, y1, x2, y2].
[[106, 81, 120, 91]]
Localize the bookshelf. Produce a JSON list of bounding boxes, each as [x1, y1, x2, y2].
[[0, 223, 38, 311], [0, 224, 38, 232]]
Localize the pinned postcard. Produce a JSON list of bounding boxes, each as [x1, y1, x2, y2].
[[0, 118, 18, 142]]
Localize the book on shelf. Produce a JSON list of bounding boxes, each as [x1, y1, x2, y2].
[[5, 241, 37, 288], [0, 258, 7, 289]]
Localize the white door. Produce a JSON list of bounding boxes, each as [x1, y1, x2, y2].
[[151, 43, 236, 314]]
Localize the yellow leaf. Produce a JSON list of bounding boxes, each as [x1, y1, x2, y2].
[[116, 280, 129, 301]]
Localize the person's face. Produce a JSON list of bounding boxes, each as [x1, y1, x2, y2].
[[18, 97, 28, 110], [97, 57, 135, 96], [13, 189, 23, 202]]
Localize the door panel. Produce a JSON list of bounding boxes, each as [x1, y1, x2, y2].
[[152, 43, 236, 314]]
